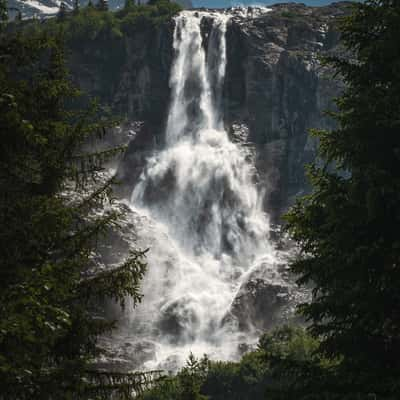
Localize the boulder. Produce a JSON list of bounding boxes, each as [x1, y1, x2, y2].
[[228, 277, 290, 332], [158, 297, 200, 343]]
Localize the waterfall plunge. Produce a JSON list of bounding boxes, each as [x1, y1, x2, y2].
[[126, 11, 278, 370]]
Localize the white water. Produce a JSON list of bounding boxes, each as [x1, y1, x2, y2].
[[125, 10, 280, 370]]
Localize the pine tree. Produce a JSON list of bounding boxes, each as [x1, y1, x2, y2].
[[286, 0, 400, 396], [0, 25, 147, 400]]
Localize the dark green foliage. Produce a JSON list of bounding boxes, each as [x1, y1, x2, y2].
[[139, 327, 337, 400], [117, 0, 181, 33], [0, 24, 147, 399], [37, 0, 181, 41], [0, 0, 6, 22], [141, 327, 387, 400], [202, 351, 269, 400], [64, 7, 123, 41], [285, 0, 400, 397], [141, 354, 209, 400]]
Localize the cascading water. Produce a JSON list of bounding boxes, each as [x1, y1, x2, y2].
[[133, 12, 271, 263], [117, 9, 287, 370]]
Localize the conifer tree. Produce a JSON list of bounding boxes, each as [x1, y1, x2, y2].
[[286, 0, 400, 396], [0, 24, 148, 400]]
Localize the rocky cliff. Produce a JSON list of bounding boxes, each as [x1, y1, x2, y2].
[[77, 3, 351, 370], [223, 3, 348, 220], [67, 2, 349, 219]]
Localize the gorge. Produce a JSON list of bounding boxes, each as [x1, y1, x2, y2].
[[82, 2, 349, 372]]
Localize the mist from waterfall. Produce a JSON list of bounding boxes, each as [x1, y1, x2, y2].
[[124, 10, 280, 370]]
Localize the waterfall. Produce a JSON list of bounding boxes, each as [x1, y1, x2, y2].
[[124, 10, 279, 370]]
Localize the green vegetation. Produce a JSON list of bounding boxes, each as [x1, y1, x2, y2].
[[0, 13, 148, 400], [48, 0, 182, 39], [0, 2, 181, 397], [22, 0, 182, 48], [279, 10, 297, 20], [118, 0, 181, 34], [140, 326, 334, 400], [285, 0, 400, 397]]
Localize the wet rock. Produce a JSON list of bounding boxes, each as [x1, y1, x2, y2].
[[223, 3, 349, 220], [229, 278, 290, 332], [114, 122, 162, 199], [157, 354, 181, 373], [94, 202, 139, 267], [95, 338, 156, 372], [158, 297, 200, 343]]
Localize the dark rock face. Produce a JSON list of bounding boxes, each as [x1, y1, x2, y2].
[[95, 337, 157, 372], [69, 20, 175, 132], [158, 297, 200, 343], [223, 3, 349, 220], [65, 20, 176, 198], [67, 3, 348, 218], [229, 278, 290, 331], [111, 3, 347, 219], [222, 255, 305, 333]]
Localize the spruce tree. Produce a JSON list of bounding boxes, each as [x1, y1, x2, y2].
[[0, 25, 148, 400], [286, 0, 400, 396]]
